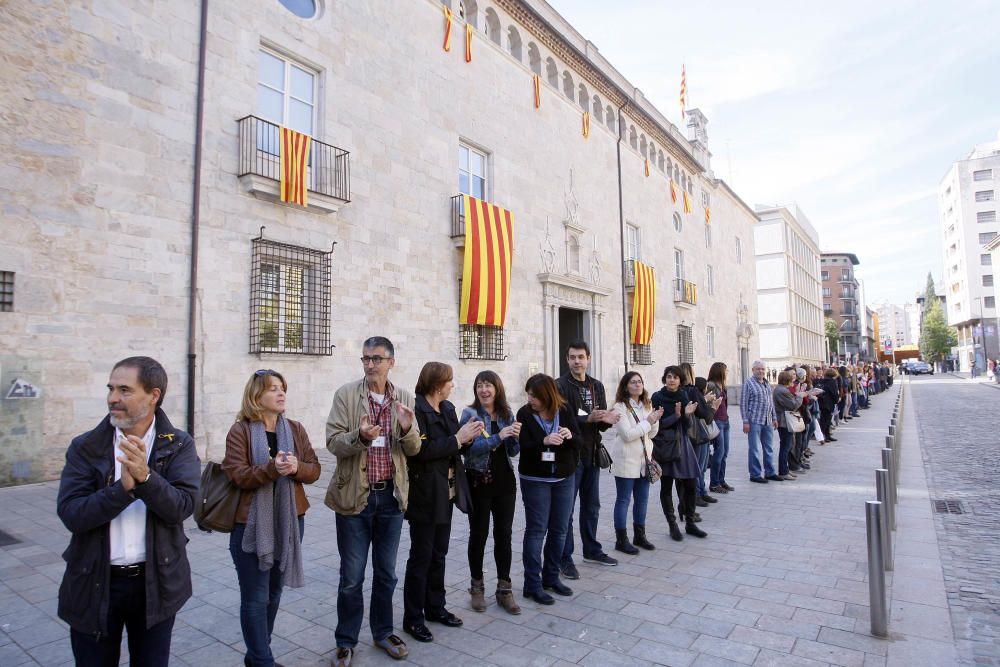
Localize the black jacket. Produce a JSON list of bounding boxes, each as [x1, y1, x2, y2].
[[407, 396, 471, 523], [814, 378, 839, 412], [556, 373, 610, 467], [516, 404, 581, 479], [56, 409, 200, 637]]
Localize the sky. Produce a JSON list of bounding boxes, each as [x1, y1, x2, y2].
[[547, 0, 1000, 305]]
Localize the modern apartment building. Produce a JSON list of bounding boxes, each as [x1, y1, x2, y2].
[[820, 253, 861, 359], [939, 131, 1000, 371], [874, 302, 919, 349]]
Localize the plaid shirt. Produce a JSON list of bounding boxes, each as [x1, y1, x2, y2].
[[367, 382, 396, 484], [740, 375, 776, 425]]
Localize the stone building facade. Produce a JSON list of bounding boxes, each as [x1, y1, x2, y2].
[[0, 0, 759, 482], [820, 252, 861, 359]]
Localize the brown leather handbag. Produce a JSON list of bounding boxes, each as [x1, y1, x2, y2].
[[193, 461, 240, 532]]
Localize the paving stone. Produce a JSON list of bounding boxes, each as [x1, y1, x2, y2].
[[816, 627, 888, 657], [627, 637, 699, 667], [524, 632, 593, 662], [792, 637, 867, 667], [728, 625, 796, 652], [753, 647, 831, 666], [690, 634, 760, 665], [671, 612, 735, 639]]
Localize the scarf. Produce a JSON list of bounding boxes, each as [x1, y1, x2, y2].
[[242, 416, 304, 588], [654, 386, 688, 414]]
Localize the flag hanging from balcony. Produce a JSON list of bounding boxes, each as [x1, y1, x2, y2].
[[460, 195, 515, 327], [645, 159, 650, 177], [443, 6, 453, 52], [682, 189, 693, 214], [533, 74, 541, 108], [704, 206, 711, 225], [630, 261, 656, 345], [670, 179, 678, 204], [582, 111, 590, 138], [280, 127, 311, 207], [465, 23, 473, 62]]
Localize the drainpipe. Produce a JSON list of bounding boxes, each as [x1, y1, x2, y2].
[[187, 0, 209, 436], [616, 101, 629, 371]]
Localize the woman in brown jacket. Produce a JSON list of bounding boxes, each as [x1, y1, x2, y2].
[[222, 369, 321, 667]]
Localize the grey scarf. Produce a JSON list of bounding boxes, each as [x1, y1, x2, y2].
[[242, 416, 304, 588]]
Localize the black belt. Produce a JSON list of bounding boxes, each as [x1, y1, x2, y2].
[[370, 479, 392, 491], [110, 563, 145, 578]]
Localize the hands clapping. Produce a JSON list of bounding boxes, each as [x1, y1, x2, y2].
[[543, 426, 573, 446]]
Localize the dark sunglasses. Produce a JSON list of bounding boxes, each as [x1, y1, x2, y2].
[[255, 369, 277, 377]]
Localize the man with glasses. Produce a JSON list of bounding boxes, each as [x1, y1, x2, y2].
[[326, 337, 420, 666], [740, 360, 780, 483]]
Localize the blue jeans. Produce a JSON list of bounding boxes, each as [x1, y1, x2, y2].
[[521, 477, 574, 594], [777, 427, 793, 476], [695, 444, 710, 496], [747, 422, 775, 479], [335, 484, 404, 648], [850, 392, 859, 416], [230, 518, 305, 667], [562, 462, 604, 564], [612, 476, 650, 529], [709, 420, 730, 487]]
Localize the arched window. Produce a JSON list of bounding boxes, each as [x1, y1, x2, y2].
[[688, 178, 694, 194], [673, 212, 683, 233], [484, 8, 501, 45], [629, 125, 637, 149], [639, 134, 647, 158], [592, 96, 603, 122], [658, 151, 665, 170], [680, 172, 687, 190], [648, 142, 656, 163], [527, 42, 541, 74], [545, 57, 558, 87], [507, 25, 522, 61], [577, 83, 589, 111], [562, 71, 574, 100], [278, 0, 317, 19], [673, 165, 680, 182], [605, 104, 615, 132], [460, 0, 478, 29], [666, 157, 673, 177]]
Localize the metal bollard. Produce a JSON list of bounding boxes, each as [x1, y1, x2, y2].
[[876, 469, 893, 570], [882, 449, 897, 528], [866, 501, 889, 637], [888, 425, 895, 438]]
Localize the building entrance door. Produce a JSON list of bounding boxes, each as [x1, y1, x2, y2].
[[558, 307, 585, 377]]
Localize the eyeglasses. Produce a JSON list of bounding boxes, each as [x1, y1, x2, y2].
[[255, 369, 276, 376], [360, 356, 392, 365]]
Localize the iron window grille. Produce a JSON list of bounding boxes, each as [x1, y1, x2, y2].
[[0, 271, 13, 312], [237, 115, 351, 202], [677, 325, 694, 365], [451, 194, 465, 238], [250, 231, 334, 355], [459, 324, 505, 361], [630, 343, 653, 365]]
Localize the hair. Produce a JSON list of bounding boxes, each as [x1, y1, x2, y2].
[[707, 362, 727, 386], [777, 370, 795, 386], [565, 339, 590, 357], [113, 356, 168, 408], [524, 373, 565, 417], [661, 365, 684, 384], [824, 368, 838, 378], [470, 370, 513, 421], [695, 376, 708, 394], [236, 369, 287, 422], [615, 371, 650, 407], [752, 359, 765, 369], [679, 362, 695, 386], [796, 368, 807, 381], [415, 361, 453, 396], [362, 336, 394, 357]]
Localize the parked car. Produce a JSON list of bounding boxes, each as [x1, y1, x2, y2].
[[909, 361, 933, 375]]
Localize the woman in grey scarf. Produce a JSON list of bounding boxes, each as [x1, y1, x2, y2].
[[223, 370, 321, 667]]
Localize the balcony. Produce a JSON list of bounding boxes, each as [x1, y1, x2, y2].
[[237, 115, 351, 214], [838, 273, 858, 286], [450, 194, 465, 245], [674, 278, 698, 307]]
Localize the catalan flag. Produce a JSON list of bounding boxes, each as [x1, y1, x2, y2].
[[465, 23, 473, 62], [443, 6, 453, 52], [645, 159, 650, 177], [460, 195, 514, 327], [280, 127, 311, 207], [670, 179, 678, 204], [680, 64, 687, 118], [630, 261, 656, 345], [682, 189, 693, 214], [582, 111, 590, 138], [533, 74, 541, 109], [704, 206, 711, 225]]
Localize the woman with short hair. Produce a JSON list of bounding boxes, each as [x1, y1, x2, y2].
[[773, 370, 805, 480]]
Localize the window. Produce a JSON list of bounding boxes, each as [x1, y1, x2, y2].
[[676, 325, 694, 364], [673, 212, 683, 233], [0, 271, 13, 312], [978, 211, 997, 224], [735, 237, 743, 264], [458, 143, 487, 199], [707, 326, 716, 358], [974, 169, 993, 181], [986, 297, 996, 309], [483, 8, 501, 45], [976, 190, 995, 202], [674, 248, 684, 281], [257, 48, 316, 137], [626, 223, 641, 260], [821, 271, 830, 281], [707, 265, 714, 295], [630, 343, 653, 365], [250, 236, 332, 355], [984, 275, 994, 287], [824, 303, 832, 314], [979, 232, 997, 244], [822, 287, 831, 297], [982, 253, 992, 266], [460, 324, 505, 361], [841, 269, 851, 281], [704, 222, 712, 247], [277, 0, 317, 19]]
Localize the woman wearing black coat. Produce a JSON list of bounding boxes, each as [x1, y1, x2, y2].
[[680, 363, 719, 508], [814, 369, 840, 444], [402, 362, 484, 644]]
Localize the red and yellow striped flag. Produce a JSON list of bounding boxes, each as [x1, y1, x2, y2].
[[533, 74, 541, 108], [682, 189, 693, 214], [704, 206, 711, 225], [582, 111, 590, 138], [680, 64, 687, 118], [644, 159, 650, 177], [280, 127, 311, 207], [460, 195, 514, 326], [465, 23, 473, 62], [670, 179, 677, 204], [630, 261, 656, 345], [443, 6, 453, 52]]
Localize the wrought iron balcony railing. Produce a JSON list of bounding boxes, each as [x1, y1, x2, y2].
[[674, 278, 698, 306], [451, 194, 465, 238]]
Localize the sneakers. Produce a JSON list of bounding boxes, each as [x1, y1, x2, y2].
[[722, 482, 735, 491], [583, 553, 618, 566], [375, 635, 410, 659], [709, 485, 728, 494], [560, 563, 580, 580]]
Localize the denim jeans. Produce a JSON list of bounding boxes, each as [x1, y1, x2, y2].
[[612, 476, 650, 529], [709, 420, 731, 487], [776, 427, 793, 476], [335, 484, 404, 648], [562, 462, 604, 564], [521, 477, 574, 594], [746, 422, 775, 479], [695, 444, 710, 496], [230, 518, 305, 667], [850, 391, 859, 416]]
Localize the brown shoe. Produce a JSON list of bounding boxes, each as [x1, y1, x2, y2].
[[332, 647, 353, 667], [374, 634, 409, 660], [470, 578, 486, 612], [496, 579, 521, 615]]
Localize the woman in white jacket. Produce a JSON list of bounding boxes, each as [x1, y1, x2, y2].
[[609, 371, 664, 554]]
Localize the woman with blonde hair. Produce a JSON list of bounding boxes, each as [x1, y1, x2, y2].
[[223, 369, 321, 667]]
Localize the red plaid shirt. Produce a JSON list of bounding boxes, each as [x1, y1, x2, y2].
[[367, 383, 396, 484]]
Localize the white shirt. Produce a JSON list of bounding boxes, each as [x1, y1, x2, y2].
[[109, 421, 155, 565]]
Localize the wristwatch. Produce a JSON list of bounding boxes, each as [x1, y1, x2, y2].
[[136, 471, 152, 485]]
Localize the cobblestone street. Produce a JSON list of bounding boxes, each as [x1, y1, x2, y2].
[[911, 374, 1000, 666]]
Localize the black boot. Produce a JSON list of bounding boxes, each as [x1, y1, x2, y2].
[[685, 520, 707, 538], [633, 524, 655, 550], [668, 520, 683, 541], [615, 529, 639, 555]]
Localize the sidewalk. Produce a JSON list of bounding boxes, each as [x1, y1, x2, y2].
[[0, 385, 943, 667], [948, 370, 1000, 389]]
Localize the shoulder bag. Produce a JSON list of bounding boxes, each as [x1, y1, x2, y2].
[[687, 417, 721, 444], [193, 461, 240, 533], [785, 410, 806, 433]]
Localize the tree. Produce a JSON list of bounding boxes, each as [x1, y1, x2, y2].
[[920, 296, 957, 363], [825, 318, 840, 361], [924, 272, 936, 302]]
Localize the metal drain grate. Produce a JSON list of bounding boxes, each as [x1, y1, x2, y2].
[[933, 499, 964, 514], [0, 529, 22, 547]]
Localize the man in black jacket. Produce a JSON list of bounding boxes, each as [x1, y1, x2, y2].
[[57, 356, 200, 666], [556, 340, 620, 577]]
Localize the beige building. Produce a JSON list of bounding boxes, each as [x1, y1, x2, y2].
[[0, 0, 759, 484]]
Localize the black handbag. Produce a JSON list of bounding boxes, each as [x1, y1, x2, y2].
[[193, 461, 240, 533], [595, 443, 613, 470], [652, 426, 681, 464], [687, 418, 721, 444]]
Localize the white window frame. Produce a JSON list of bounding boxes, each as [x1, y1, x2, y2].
[[707, 264, 715, 295], [458, 142, 489, 199], [626, 223, 642, 261], [735, 237, 743, 265], [707, 325, 716, 358], [704, 222, 712, 247], [257, 47, 317, 136], [674, 248, 684, 281]]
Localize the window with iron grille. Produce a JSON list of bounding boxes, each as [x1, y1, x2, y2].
[[0, 271, 13, 312], [630, 343, 653, 365], [459, 324, 505, 361], [676, 325, 694, 364], [250, 236, 332, 355]]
